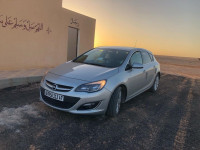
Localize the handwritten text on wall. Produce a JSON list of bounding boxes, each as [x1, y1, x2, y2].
[[0, 14, 52, 34]]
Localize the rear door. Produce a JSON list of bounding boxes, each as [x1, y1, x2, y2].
[[141, 51, 155, 87]]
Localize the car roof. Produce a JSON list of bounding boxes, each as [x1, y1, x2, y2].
[[96, 46, 153, 54]]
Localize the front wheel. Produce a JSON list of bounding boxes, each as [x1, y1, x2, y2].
[[150, 74, 160, 92], [106, 87, 122, 117]]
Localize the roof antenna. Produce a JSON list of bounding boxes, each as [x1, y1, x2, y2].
[[134, 40, 137, 48]]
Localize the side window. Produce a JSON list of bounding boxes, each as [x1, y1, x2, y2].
[[142, 51, 152, 64], [130, 52, 143, 65]]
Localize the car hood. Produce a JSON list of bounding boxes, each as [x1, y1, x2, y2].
[[49, 62, 118, 82]]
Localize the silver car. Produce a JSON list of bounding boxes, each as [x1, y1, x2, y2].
[[40, 46, 160, 116]]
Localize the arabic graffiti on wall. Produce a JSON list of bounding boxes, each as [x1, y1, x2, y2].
[[70, 18, 79, 27], [0, 14, 52, 34]]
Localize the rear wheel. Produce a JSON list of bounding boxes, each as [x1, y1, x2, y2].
[[106, 87, 122, 117], [150, 74, 159, 92]]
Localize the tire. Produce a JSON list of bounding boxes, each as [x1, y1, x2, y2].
[[150, 74, 160, 92], [106, 87, 122, 117]]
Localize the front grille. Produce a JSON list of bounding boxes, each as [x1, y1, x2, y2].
[[40, 87, 80, 109], [45, 80, 73, 92]]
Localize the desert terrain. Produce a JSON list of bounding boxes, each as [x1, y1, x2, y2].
[[0, 74, 200, 149], [0, 55, 200, 150], [155, 55, 200, 79]]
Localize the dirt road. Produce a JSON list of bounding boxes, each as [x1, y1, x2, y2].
[[0, 74, 200, 150]]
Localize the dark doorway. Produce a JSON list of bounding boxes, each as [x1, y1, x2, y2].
[[67, 27, 79, 61]]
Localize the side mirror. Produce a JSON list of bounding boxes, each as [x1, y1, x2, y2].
[[125, 64, 132, 71], [125, 63, 143, 71], [132, 63, 143, 69]]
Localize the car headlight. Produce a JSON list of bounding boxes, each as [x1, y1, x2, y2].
[[75, 80, 107, 93]]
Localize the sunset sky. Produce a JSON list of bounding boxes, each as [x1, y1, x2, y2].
[[63, 0, 200, 58]]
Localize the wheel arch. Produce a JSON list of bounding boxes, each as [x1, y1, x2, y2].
[[106, 84, 128, 116], [118, 84, 127, 103], [108, 83, 128, 103]]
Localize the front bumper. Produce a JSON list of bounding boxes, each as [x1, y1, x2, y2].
[[40, 84, 112, 115]]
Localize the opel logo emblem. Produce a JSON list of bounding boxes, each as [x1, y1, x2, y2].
[[52, 84, 57, 90]]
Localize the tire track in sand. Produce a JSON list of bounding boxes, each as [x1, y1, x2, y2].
[[140, 78, 189, 150], [173, 79, 195, 150], [119, 78, 189, 150]]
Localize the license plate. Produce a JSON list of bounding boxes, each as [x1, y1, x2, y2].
[[44, 90, 64, 102]]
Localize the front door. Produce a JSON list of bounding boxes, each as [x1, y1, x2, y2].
[[126, 51, 146, 98], [67, 27, 79, 61]]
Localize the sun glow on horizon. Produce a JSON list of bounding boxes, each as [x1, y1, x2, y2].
[[63, 0, 200, 58]]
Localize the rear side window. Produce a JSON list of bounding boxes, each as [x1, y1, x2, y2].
[[130, 52, 143, 65], [142, 51, 152, 64], [148, 53, 154, 62]]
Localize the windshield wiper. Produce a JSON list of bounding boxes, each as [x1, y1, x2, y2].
[[84, 62, 106, 67], [74, 61, 108, 67]]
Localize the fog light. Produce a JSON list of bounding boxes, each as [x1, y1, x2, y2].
[[78, 101, 100, 110]]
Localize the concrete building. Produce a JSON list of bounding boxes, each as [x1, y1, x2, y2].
[[0, 0, 96, 70]]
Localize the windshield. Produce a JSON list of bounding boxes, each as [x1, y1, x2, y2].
[[73, 48, 129, 68]]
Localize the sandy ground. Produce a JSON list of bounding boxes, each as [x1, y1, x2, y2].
[[155, 55, 200, 79], [0, 74, 200, 150]]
